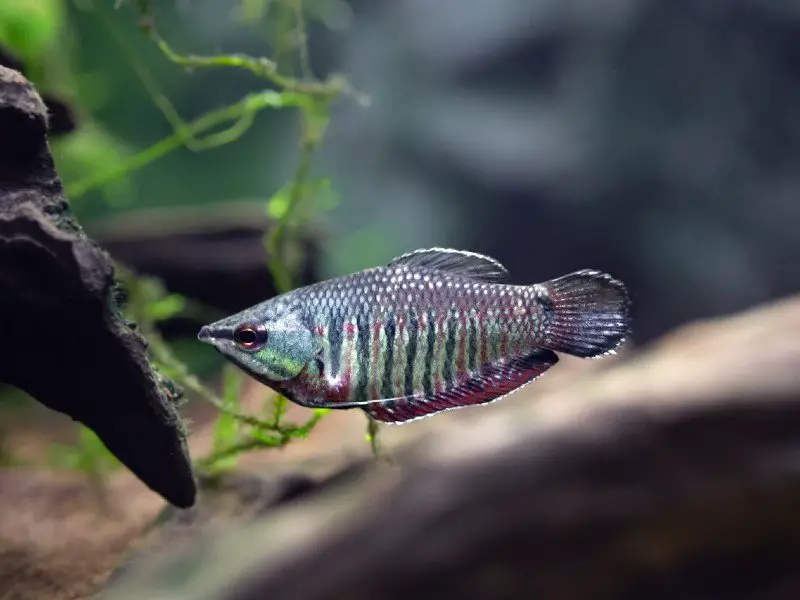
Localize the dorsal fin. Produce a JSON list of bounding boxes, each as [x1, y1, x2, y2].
[[388, 247, 509, 282]]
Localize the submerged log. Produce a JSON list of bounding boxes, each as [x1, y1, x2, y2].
[[0, 65, 195, 508], [100, 295, 800, 600]]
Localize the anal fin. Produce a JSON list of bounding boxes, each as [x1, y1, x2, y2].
[[364, 348, 558, 424]]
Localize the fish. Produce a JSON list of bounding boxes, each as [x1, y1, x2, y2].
[[197, 248, 631, 424]]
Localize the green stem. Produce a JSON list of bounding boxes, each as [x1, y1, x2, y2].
[[97, 23, 368, 470], [151, 32, 363, 103], [198, 406, 325, 471], [197, 436, 275, 470], [102, 8, 196, 147], [265, 126, 317, 292], [365, 413, 382, 458], [293, 0, 313, 79], [270, 394, 289, 427], [66, 90, 304, 199]]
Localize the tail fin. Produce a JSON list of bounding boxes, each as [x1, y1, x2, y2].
[[538, 269, 631, 358]]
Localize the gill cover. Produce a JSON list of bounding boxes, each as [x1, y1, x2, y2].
[[201, 304, 317, 383], [252, 310, 317, 381]]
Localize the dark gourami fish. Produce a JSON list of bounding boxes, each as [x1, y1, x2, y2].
[[198, 248, 631, 424]]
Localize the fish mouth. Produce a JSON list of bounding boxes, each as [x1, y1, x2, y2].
[[198, 324, 235, 344], [197, 325, 212, 343]]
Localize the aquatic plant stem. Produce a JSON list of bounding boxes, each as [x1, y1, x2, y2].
[[265, 116, 320, 292], [198, 407, 327, 472], [100, 11, 375, 467], [66, 90, 304, 199], [366, 414, 382, 458], [294, 0, 313, 79], [149, 31, 367, 105]]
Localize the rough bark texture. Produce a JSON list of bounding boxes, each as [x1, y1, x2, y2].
[[0, 65, 195, 508], [0, 46, 76, 138], [98, 295, 800, 600]]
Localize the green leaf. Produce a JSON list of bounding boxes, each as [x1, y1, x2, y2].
[[146, 293, 187, 322], [266, 185, 291, 220], [210, 366, 243, 470], [0, 0, 64, 62]]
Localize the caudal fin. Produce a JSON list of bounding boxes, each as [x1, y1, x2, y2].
[[539, 269, 631, 358]]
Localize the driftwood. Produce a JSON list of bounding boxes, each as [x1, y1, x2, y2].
[[0, 66, 195, 508], [0, 46, 76, 138], [100, 295, 800, 600]]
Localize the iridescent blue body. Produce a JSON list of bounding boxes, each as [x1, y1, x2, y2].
[[199, 248, 630, 423]]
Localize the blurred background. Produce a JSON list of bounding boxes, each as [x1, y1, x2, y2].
[[1, 0, 799, 474], [5, 0, 799, 345], [1, 2, 800, 596]]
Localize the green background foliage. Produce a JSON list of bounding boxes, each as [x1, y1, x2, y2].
[[0, 0, 366, 482]]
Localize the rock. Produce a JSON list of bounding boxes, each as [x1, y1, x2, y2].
[[99, 294, 800, 599], [0, 65, 195, 508]]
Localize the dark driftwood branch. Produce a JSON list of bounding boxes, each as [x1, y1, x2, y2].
[[102, 297, 800, 599], [0, 65, 195, 508], [0, 45, 76, 137]]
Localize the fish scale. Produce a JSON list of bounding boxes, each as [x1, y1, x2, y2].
[[292, 266, 534, 401], [199, 248, 631, 424]]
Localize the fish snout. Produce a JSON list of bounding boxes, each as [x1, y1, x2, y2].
[[197, 325, 212, 342]]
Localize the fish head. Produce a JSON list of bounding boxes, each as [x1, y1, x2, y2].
[[198, 301, 317, 383]]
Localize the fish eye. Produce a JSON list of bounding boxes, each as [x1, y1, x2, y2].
[[233, 323, 265, 351]]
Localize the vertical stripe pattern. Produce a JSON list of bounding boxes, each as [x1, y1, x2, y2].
[[404, 308, 419, 396], [423, 308, 436, 397], [282, 263, 556, 409], [467, 311, 478, 371], [329, 311, 344, 378], [443, 309, 458, 388], [354, 312, 370, 402], [381, 312, 396, 399]]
